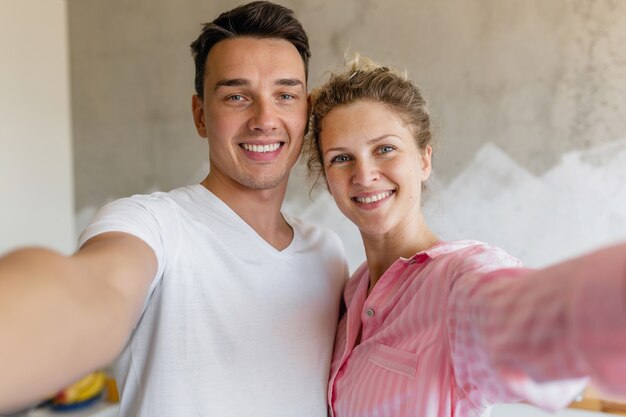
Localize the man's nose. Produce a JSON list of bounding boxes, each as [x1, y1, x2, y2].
[[248, 99, 279, 132]]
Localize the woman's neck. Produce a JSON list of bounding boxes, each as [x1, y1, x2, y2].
[[362, 213, 439, 294]]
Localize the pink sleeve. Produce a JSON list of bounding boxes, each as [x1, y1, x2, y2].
[[447, 243, 626, 411]]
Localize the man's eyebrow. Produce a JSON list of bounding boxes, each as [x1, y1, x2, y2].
[[213, 78, 305, 91], [214, 78, 249, 91], [276, 78, 305, 88]]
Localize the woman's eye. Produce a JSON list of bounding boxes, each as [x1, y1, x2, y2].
[[330, 154, 351, 164], [378, 145, 395, 154]]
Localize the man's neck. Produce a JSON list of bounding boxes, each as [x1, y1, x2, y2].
[[201, 176, 293, 251]]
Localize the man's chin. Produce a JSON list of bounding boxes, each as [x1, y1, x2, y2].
[[237, 174, 288, 191]]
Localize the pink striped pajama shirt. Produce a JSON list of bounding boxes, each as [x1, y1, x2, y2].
[[328, 240, 626, 417]]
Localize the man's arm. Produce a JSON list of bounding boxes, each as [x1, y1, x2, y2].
[[0, 232, 156, 412]]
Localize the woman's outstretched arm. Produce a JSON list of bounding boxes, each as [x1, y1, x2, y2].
[[448, 242, 626, 410]]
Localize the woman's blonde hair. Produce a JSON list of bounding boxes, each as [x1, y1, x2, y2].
[[305, 55, 433, 189]]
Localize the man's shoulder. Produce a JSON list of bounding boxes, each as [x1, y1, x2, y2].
[[101, 184, 208, 218], [285, 213, 343, 246], [80, 185, 202, 239], [121, 184, 198, 205]]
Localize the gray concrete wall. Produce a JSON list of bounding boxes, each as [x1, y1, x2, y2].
[[68, 0, 626, 268]]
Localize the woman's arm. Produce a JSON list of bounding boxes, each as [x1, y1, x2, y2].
[[448, 242, 626, 410]]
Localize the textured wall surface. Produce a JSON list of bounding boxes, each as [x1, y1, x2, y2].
[[0, 0, 75, 254], [68, 0, 626, 266]]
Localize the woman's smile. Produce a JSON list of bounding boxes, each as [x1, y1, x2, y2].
[[351, 190, 395, 208]]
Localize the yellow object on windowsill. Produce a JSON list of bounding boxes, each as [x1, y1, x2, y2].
[[569, 386, 626, 415], [51, 371, 107, 411], [104, 376, 119, 403]]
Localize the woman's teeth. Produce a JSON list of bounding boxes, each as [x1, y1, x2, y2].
[[354, 191, 393, 204]]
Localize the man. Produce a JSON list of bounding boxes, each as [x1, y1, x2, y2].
[[0, 2, 347, 416]]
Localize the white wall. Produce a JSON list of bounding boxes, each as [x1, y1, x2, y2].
[[0, 0, 75, 254]]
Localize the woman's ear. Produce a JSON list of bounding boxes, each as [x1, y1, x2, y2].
[[420, 145, 433, 181]]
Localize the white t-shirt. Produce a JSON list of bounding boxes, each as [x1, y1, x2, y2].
[[79, 184, 348, 417]]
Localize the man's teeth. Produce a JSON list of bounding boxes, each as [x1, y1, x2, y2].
[[241, 143, 280, 153], [355, 191, 393, 204]]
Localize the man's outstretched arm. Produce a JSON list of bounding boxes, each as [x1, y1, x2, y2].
[[0, 232, 156, 413]]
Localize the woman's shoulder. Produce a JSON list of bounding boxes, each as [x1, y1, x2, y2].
[[342, 262, 369, 303], [428, 240, 522, 274]]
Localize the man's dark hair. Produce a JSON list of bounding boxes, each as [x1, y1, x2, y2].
[[190, 1, 311, 97]]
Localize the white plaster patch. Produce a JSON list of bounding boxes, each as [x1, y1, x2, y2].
[[424, 139, 626, 267]]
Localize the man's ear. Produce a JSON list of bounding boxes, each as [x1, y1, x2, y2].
[[192, 94, 207, 138], [304, 93, 312, 135]]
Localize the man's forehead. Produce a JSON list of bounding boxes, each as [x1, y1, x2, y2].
[[204, 37, 306, 85]]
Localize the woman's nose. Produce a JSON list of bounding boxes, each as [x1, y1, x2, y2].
[[352, 159, 380, 185]]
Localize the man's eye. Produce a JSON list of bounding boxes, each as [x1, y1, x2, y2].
[[279, 93, 295, 100], [227, 95, 245, 101]]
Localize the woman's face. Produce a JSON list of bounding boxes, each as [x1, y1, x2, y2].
[[319, 99, 432, 237]]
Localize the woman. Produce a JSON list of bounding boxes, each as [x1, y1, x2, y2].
[[305, 58, 626, 417]]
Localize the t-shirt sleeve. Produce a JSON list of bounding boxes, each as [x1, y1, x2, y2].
[[447, 243, 626, 411], [78, 195, 179, 318]]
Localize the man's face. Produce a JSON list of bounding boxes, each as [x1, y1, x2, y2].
[[192, 37, 308, 191]]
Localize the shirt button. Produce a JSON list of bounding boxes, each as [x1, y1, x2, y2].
[[366, 308, 375, 317]]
